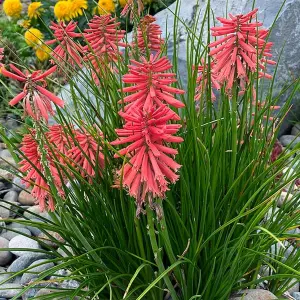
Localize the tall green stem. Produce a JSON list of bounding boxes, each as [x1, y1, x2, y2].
[[146, 206, 179, 300], [229, 84, 238, 186]]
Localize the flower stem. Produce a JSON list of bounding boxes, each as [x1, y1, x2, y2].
[[146, 206, 179, 300], [229, 83, 238, 186]]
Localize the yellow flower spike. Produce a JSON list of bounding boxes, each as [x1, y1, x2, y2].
[[54, 1, 72, 21], [3, 0, 23, 18], [98, 0, 115, 15], [28, 2, 43, 19], [69, 0, 88, 19], [35, 44, 51, 62], [24, 28, 44, 47]]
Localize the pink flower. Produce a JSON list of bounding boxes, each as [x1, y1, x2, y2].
[[2, 64, 64, 122], [47, 21, 83, 67], [251, 100, 280, 121], [121, 0, 144, 21], [84, 15, 126, 55], [0, 48, 4, 64], [111, 106, 183, 215], [68, 129, 105, 181], [195, 59, 220, 101], [19, 131, 64, 211], [83, 15, 126, 83], [121, 53, 185, 113], [209, 9, 275, 92], [271, 140, 283, 163], [134, 15, 164, 53], [46, 125, 74, 164]]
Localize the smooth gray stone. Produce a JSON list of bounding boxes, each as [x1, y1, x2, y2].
[[8, 235, 41, 257], [11, 177, 27, 192], [279, 135, 300, 148], [291, 123, 300, 136], [0, 221, 5, 234], [229, 289, 278, 299], [0, 283, 22, 298], [0, 237, 13, 267], [3, 191, 19, 202], [1, 228, 31, 241], [26, 219, 45, 237], [7, 253, 48, 273], [0, 202, 19, 219], [292, 292, 300, 300], [0, 269, 10, 284], [20, 259, 55, 285], [9, 218, 27, 229]]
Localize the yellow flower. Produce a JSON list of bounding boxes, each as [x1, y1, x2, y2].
[[69, 0, 88, 18], [119, 0, 128, 7], [28, 2, 43, 19], [98, 0, 115, 15], [24, 27, 43, 47], [3, 0, 23, 18], [54, 1, 71, 21], [35, 44, 51, 62], [18, 19, 31, 29]]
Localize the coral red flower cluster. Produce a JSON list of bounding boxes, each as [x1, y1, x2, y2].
[[47, 21, 83, 67], [83, 15, 126, 83], [2, 64, 64, 122], [121, 55, 185, 113], [68, 128, 105, 181], [196, 8, 276, 97], [209, 9, 275, 90], [121, 0, 144, 21], [0, 48, 4, 66], [20, 125, 105, 210], [134, 15, 164, 53], [19, 131, 64, 211], [195, 59, 220, 101], [112, 53, 185, 215]]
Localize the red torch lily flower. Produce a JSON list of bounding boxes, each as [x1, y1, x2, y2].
[[83, 15, 126, 83], [2, 64, 64, 122], [19, 131, 64, 211], [121, 53, 185, 113], [134, 15, 164, 53], [68, 129, 105, 181], [46, 125, 75, 164], [0, 48, 3, 63], [121, 0, 144, 21], [111, 105, 183, 216], [47, 21, 83, 67], [195, 59, 220, 101], [209, 8, 276, 92]]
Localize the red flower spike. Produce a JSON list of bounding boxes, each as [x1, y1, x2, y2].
[[0, 48, 4, 68], [251, 100, 280, 121], [19, 132, 64, 211], [195, 59, 221, 101], [121, 0, 144, 21], [68, 129, 105, 182], [111, 106, 183, 215], [209, 8, 276, 92], [48, 21, 83, 67], [120, 53, 185, 113], [46, 125, 75, 164], [134, 15, 164, 53], [2, 65, 64, 122], [83, 15, 126, 83]]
